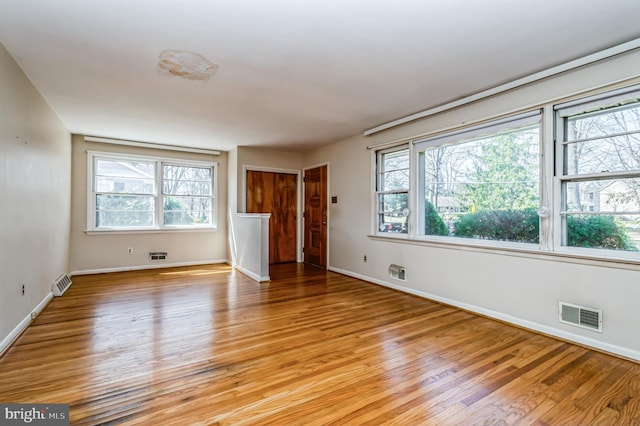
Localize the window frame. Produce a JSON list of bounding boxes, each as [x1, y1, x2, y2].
[[374, 144, 411, 236], [371, 83, 640, 264], [87, 151, 217, 232], [553, 85, 640, 261], [414, 110, 542, 248], [161, 162, 216, 228]]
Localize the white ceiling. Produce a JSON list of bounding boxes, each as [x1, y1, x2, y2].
[[1, 0, 639, 152]]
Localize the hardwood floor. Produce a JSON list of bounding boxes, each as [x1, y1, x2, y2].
[[1, 264, 639, 425]]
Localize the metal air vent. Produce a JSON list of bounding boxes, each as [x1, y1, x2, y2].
[[149, 252, 168, 261], [559, 302, 602, 332], [389, 264, 406, 281], [52, 274, 72, 296]]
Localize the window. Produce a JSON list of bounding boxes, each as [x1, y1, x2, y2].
[[94, 157, 156, 228], [89, 152, 216, 231], [376, 146, 409, 234], [162, 164, 214, 226], [555, 87, 640, 254], [372, 84, 640, 262], [415, 111, 541, 244]]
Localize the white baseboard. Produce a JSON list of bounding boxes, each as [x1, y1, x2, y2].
[[328, 266, 640, 363], [232, 264, 270, 282], [0, 291, 54, 357], [70, 259, 230, 276]]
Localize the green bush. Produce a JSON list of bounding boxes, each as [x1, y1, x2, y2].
[[425, 200, 449, 235], [567, 215, 636, 251], [452, 208, 636, 250], [454, 208, 539, 243], [163, 198, 194, 225]]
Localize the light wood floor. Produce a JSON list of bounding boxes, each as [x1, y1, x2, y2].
[[1, 264, 639, 425]]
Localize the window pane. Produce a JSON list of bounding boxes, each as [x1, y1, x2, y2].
[[96, 195, 154, 227], [96, 194, 154, 210], [420, 124, 540, 243], [565, 214, 639, 251], [96, 211, 154, 227], [565, 135, 640, 175], [163, 180, 212, 196], [378, 193, 408, 233], [379, 148, 409, 192], [564, 178, 640, 213], [95, 159, 155, 194], [96, 176, 155, 193], [162, 164, 214, 226], [561, 96, 640, 254], [164, 196, 212, 226], [381, 149, 409, 171], [163, 165, 213, 196], [567, 103, 640, 141], [381, 170, 409, 192], [163, 165, 212, 181]]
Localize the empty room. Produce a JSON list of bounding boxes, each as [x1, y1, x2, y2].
[[1, 1, 640, 424]]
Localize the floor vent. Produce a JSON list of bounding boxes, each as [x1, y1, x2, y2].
[[389, 264, 406, 281], [149, 251, 168, 261], [52, 274, 72, 296], [559, 302, 602, 332]]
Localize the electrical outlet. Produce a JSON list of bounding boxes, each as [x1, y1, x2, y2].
[[127, 247, 134, 254], [21, 284, 25, 296], [363, 255, 367, 262]]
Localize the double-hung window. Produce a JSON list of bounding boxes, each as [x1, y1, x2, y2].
[[89, 152, 216, 231], [373, 84, 639, 262], [414, 111, 542, 244], [162, 164, 214, 226], [375, 145, 410, 234], [93, 157, 156, 228], [555, 86, 640, 255]]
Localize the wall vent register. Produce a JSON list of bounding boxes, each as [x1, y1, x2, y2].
[[559, 301, 602, 332], [52, 274, 72, 296], [389, 264, 406, 281], [149, 252, 168, 261]]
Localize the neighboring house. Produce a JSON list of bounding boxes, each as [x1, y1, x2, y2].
[[95, 161, 155, 194], [575, 180, 640, 215]]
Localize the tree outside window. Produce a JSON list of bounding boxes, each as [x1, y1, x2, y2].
[[90, 153, 216, 231], [417, 117, 541, 244]]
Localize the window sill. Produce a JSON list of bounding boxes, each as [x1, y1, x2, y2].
[[368, 234, 640, 271], [86, 227, 218, 236]]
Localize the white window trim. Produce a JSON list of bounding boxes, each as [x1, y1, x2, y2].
[[414, 109, 543, 250], [413, 110, 542, 150], [374, 144, 411, 236], [371, 84, 640, 265], [87, 151, 218, 233], [552, 86, 640, 262]]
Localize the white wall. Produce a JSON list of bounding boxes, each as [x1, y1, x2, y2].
[[304, 49, 640, 360], [229, 213, 271, 281], [0, 42, 71, 351], [228, 147, 239, 213], [69, 135, 229, 274]]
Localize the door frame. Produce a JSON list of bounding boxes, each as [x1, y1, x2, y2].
[[303, 162, 330, 269], [242, 165, 303, 263]]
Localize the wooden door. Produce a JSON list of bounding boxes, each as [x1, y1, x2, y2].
[[304, 165, 327, 268], [246, 171, 297, 264]]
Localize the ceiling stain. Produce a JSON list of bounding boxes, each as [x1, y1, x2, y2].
[[158, 49, 219, 81]]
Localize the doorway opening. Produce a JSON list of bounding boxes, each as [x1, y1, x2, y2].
[[246, 170, 298, 264]]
